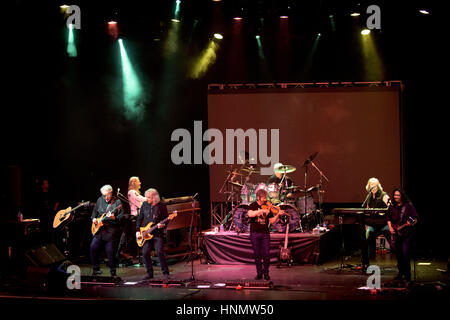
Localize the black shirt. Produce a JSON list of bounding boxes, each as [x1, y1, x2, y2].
[[91, 196, 124, 241], [266, 174, 293, 188], [367, 190, 388, 208], [387, 202, 418, 225], [136, 201, 168, 238], [248, 201, 274, 234]]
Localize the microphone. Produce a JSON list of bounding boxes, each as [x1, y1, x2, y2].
[[117, 188, 120, 196]]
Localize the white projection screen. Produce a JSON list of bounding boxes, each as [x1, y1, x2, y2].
[[207, 86, 402, 203]]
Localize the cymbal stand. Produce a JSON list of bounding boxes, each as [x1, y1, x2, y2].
[[310, 161, 330, 225]]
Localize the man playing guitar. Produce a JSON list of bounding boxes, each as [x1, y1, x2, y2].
[[90, 185, 124, 277], [136, 188, 170, 281], [387, 188, 418, 281]]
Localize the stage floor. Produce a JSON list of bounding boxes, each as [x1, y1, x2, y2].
[[1, 253, 449, 301]]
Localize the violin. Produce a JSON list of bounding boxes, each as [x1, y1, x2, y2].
[[260, 201, 281, 215]]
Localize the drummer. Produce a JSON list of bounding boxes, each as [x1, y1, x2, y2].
[[266, 163, 295, 202]]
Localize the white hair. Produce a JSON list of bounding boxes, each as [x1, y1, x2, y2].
[[365, 178, 383, 192], [100, 184, 113, 195], [144, 188, 160, 203]]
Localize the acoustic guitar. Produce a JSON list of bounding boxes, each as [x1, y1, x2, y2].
[[91, 204, 123, 235], [136, 212, 177, 247], [53, 201, 90, 229]]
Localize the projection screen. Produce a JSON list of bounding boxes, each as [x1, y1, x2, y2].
[[208, 86, 402, 203]]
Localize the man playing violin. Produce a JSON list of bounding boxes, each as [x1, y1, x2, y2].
[[247, 189, 284, 280]]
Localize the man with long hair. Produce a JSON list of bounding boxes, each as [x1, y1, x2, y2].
[[387, 188, 418, 281], [136, 188, 170, 280]]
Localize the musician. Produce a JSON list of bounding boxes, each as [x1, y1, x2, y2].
[[136, 188, 170, 280], [116, 176, 147, 260], [267, 163, 294, 202], [90, 185, 124, 277], [387, 189, 418, 281], [247, 189, 283, 280]]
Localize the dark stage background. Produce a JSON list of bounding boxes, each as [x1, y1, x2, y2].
[[1, 0, 446, 257]]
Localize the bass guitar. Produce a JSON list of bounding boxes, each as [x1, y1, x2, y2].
[[53, 201, 90, 229], [136, 211, 178, 247], [391, 216, 417, 244], [91, 204, 123, 235]]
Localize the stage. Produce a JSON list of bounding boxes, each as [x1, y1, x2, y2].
[[1, 253, 448, 302], [201, 230, 340, 265]]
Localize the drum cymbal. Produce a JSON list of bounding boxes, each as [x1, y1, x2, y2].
[[306, 184, 321, 193], [226, 170, 245, 176], [227, 181, 243, 188], [242, 167, 260, 173], [275, 165, 296, 173], [287, 186, 304, 193]]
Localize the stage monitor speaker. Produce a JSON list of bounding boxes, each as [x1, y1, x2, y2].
[[80, 275, 122, 286], [26, 243, 66, 267]]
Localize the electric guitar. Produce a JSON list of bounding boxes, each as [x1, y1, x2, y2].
[[53, 201, 90, 229], [136, 212, 178, 247], [278, 215, 292, 267], [91, 204, 123, 235], [391, 216, 417, 243]]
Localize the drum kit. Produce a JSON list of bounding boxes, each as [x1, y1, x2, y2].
[[220, 151, 330, 233]]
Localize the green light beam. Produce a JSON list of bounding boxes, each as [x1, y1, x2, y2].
[[118, 39, 145, 121]]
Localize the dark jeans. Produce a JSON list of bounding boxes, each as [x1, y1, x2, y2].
[[90, 237, 118, 275], [250, 232, 271, 275], [142, 236, 169, 276], [391, 235, 412, 277]]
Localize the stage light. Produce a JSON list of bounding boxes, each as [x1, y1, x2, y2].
[[213, 33, 223, 40], [60, 4, 70, 9], [255, 35, 260, 39], [233, 17, 242, 21], [171, 19, 181, 23], [419, 9, 430, 15], [280, 16, 288, 19], [118, 38, 145, 121], [190, 40, 219, 79], [361, 29, 371, 35], [107, 20, 119, 40], [351, 12, 360, 17], [67, 23, 77, 57], [329, 15, 336, 32]]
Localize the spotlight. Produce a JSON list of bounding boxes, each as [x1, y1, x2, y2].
[[233, 17, 243, 21], [255, 35, 260, 39], [361, 29, 370, 35], [171, 19, 181, 23], [108, 20, 117, 25], [419, 9, 430, 15], [350, 12, 361, 17], [213, 33, 223, 40], [280, 16, 288, 19]]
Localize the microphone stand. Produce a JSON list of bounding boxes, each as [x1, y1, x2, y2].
[[185, 193, 199, 283], [310, 161, 330, 225]]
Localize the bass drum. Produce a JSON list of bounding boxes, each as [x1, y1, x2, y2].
[[271, 204, 301, 233], [232, 204, 250, 233]]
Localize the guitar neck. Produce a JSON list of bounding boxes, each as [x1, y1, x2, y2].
[[284, 226, 289, 249]]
